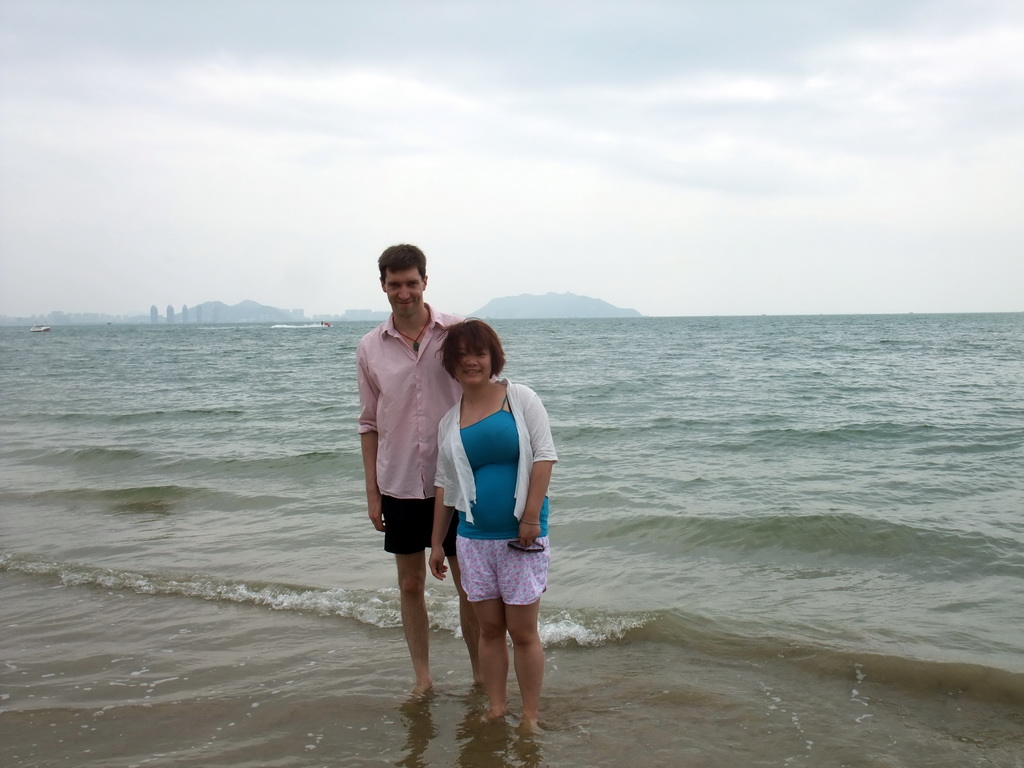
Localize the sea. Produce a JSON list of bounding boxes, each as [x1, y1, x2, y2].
[[1, 313, 1022, 768]]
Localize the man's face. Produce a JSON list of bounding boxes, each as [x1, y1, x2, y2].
[[382, 267, 427, 318]]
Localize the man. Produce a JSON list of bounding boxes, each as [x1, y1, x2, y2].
[[357, 243, 480, 694]]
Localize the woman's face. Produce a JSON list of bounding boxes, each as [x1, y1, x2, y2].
[[454, 345, 492, 387]]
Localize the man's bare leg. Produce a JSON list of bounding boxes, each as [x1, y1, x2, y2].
[[395, 552, 432, 695], [448, 556, 482, 684]]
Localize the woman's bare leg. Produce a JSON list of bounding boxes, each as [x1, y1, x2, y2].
[[506, 600, 543, 728], [472, 598, 509, 718], [448, 557, 483, 684]]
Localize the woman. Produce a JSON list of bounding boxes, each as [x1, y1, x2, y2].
[[429, 319, 557, 729]]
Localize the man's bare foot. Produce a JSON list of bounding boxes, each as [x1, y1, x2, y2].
[[410, 678, 434, 697]]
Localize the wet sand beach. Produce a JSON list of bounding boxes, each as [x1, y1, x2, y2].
[[4, 573, 1021, 768]]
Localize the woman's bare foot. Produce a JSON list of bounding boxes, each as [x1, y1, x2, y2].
[[481, 707, 507, 723], [518, 715, 541, 733]]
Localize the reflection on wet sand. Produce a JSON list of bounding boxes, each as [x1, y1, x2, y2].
[[393, 689, 545, 768], [396, 696, 439, 768]]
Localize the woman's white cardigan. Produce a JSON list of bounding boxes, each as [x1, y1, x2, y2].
[[435, 380, 557, 525]]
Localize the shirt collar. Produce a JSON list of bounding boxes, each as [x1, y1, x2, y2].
[[381, 304, 438, 338]]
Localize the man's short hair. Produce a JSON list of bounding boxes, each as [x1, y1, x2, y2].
[[379, 244, 427, 282], [440, 319, 506, 379]]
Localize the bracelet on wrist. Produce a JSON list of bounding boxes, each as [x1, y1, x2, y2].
[[520, 520, 540, 525]]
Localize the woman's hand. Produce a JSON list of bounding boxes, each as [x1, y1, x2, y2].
[[429, 491, 454, 581], [518, 519, 540, 548], [518, 461, 553, 547]]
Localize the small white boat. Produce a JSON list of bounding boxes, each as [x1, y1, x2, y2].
[[30, 325, 51, 332]]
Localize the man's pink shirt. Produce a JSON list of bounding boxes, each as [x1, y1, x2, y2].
[[357, 307, 463, 499]]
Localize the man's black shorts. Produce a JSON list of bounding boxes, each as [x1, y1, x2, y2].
[[381, 495, 458, 556]]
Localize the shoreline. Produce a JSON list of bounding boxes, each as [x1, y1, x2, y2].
[[3, 572, 1022, 767]]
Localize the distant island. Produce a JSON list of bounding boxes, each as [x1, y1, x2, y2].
[[1, 293, 640, 325], [471, 292, 642, 319]]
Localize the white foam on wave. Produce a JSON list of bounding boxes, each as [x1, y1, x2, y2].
[[540, 610, 650, 647], [2, 554, 650, 647]]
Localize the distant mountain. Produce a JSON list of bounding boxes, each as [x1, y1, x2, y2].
[[2, 294, 642, 327], [190, 300, 304, 323], [470, 292, 642, 319]]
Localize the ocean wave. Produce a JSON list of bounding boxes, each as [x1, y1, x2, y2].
[[9, 448, 357, 479], [3, 552, 1021, 706], [165, 450, 355, 479], [107, 408, 247, 423], [698, 421, 1023, 458], [911, 438, 1024, 455], [571, 512, 1024, 573], [745, 422, 942, 448], [624, 611, 1024, 707], [0, 408, 246, 430], [0, 553, 649, 649], [27, 446, 150, 466], [41, 485, 195, 515], [3, 484, 305, 520]]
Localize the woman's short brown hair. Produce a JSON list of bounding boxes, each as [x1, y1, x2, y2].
[[440, 319, 506, 379]]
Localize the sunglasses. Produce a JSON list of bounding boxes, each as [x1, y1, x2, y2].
[[508, 541, 546, 553]]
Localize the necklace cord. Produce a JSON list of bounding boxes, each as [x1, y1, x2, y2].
[[394, 313, 431, 351]]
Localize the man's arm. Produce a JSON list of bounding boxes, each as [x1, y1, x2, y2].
[[361, 431, 384, 531], [356, 340, 385, 532]]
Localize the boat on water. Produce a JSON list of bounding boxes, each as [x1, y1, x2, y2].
[[30, 325, 51, 332]]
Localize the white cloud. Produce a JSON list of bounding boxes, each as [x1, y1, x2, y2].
[[1, 0, 1022, 318]]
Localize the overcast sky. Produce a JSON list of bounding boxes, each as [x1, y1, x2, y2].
[[1, 0, 1021, 318]]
